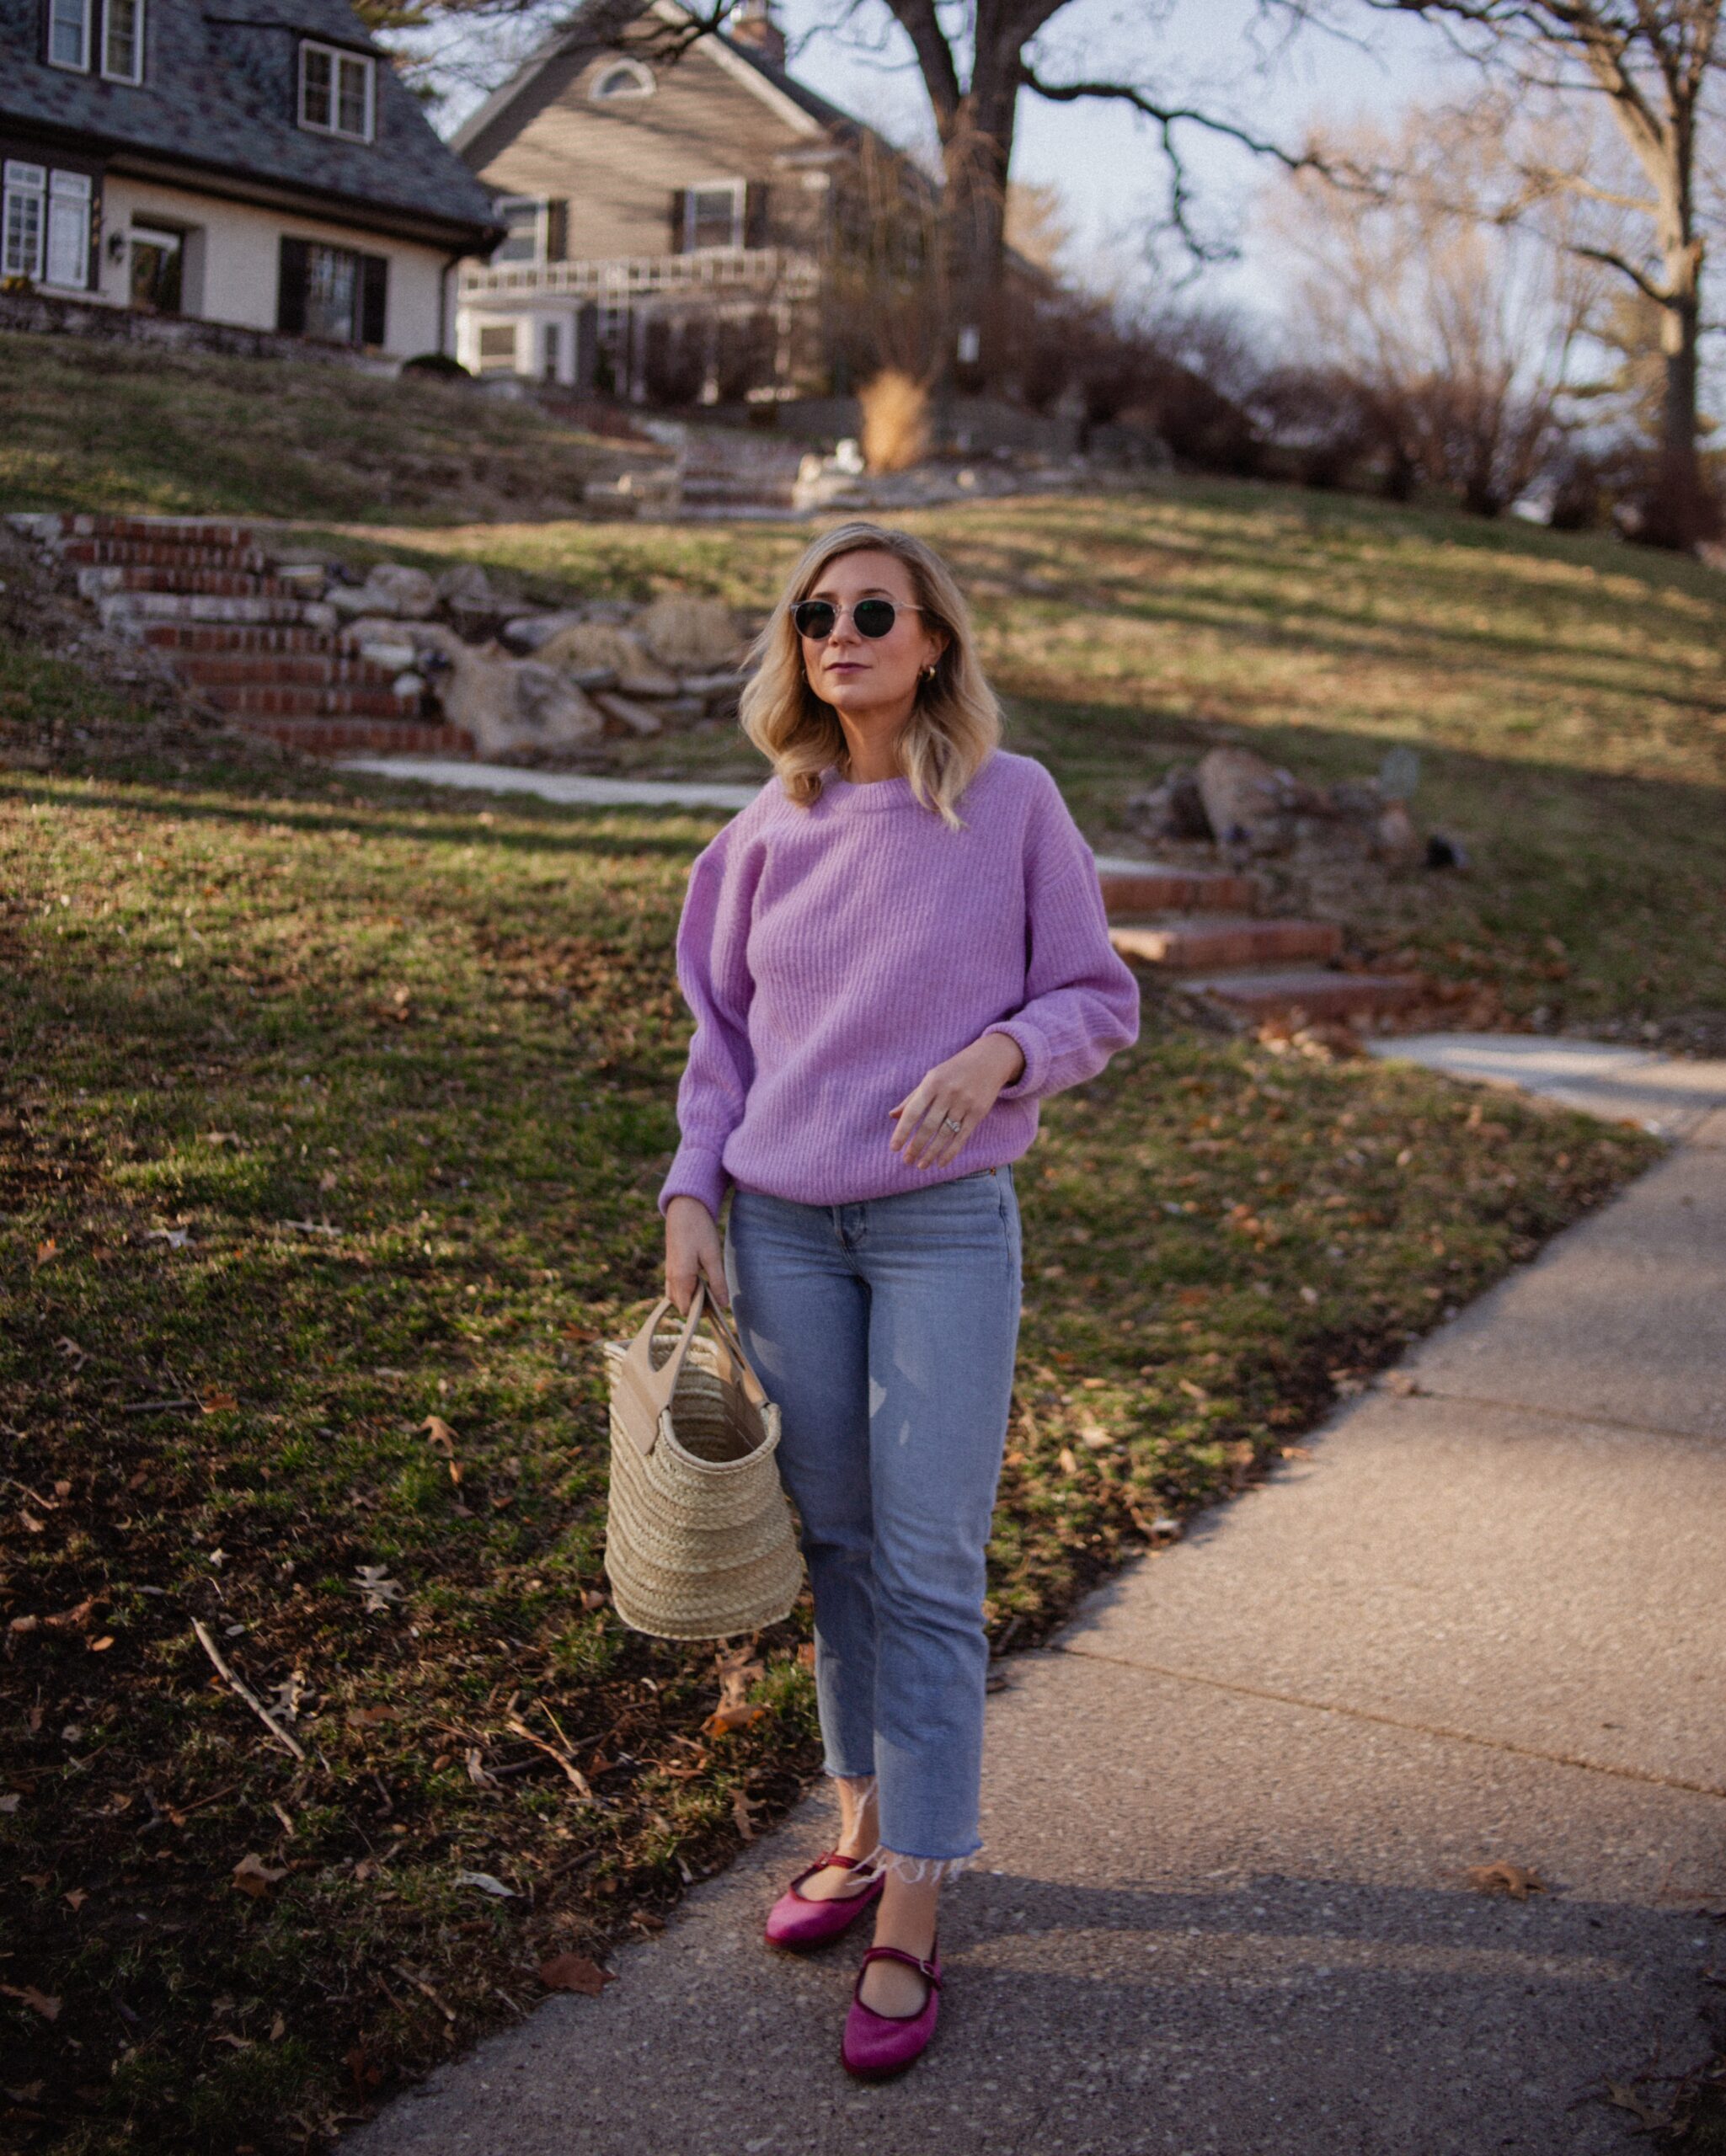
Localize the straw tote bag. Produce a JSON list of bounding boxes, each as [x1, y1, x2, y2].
[[601, 1281, 804, 1641]]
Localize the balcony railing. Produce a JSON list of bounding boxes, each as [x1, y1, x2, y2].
[[459, 246, 820, 302]]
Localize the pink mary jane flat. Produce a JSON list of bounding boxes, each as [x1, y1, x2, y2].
[[763, 1852, 884, 1952], [841, 1941, 943, 2080]]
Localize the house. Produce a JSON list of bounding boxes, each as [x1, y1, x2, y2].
[[0, 0, 501, 359], [452, 0, 928, 401]]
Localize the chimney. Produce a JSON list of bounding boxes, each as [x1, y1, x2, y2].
[[728, 0, 786, 68]]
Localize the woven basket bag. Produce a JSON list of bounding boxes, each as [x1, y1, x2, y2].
[[601, 1281, 804, 1641]]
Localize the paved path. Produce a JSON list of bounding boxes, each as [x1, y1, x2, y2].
[[347, 1060, 1726, 2156], [1367, 1033, 1726, 1145], [336, 757, 763, 812]]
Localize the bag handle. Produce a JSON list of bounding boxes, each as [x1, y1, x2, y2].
[[614, 1282, 768, 1456]]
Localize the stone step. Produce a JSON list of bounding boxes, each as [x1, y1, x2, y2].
[[61, 536, 270, 574], [238, 717, 476, 757], [141, 622, 340, 655], [203, 682, 419, 719], [1110, 915, 1343, 970], [174, 650, 403, 691], [77, 563, 289, 600], [1096, 865, 1257, 915], [1182, 967, 1425, 1022], [58, 512, 256, 547], [103, 592, 335, 632]]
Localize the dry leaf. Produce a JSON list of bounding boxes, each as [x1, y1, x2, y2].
[[1077, 1417, 1113, 1450], [199, 1390, 239, 1415], [453, 1871, 516, 1898], [19, 1511, 43, 1534], [35, 1239, 58, 1267], [703, 1645, 766, 1737], [346, 1704, 396, 1729], [465, 1747, 497, 1789], [352, 1565, 403, 1613], [1465, 1860, 1545, 1900], [145, 1227, 190, 1250], [87, 1636, 114, 1653], [796, 1643, 816, 1671], [537, 1953, 614, 1997], [1603, 2081, 1671, 2131], [232, 1853, 288, 1899], [64, 1891, 88, 1911], [1178, 1377, 1209, 1403], [731, 1789, 755, 1842], [1057, 1446, 1079, 1476], [1383, 1370, 1421, 1397], [0, 1984, 60, 2021]]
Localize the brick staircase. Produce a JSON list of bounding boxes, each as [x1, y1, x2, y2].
[[37, 514, 475, 758], [679, 428, 802, 512], [1095, 857, 1421, 1027]]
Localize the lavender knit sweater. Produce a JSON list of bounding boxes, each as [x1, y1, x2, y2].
[[656, 749, 1141, 1218]]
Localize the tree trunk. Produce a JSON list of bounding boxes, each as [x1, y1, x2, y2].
[[939, 61, 1018, 387], [1645, 235, 1713, 547]]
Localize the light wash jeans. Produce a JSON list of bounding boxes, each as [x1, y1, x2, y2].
[[723, 1163, 1023, 1878]]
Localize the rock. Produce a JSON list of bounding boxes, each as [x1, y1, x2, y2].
[[537, 622, 677, 697], [339, 617, 420, 672], [329, 562, 438, 621], [501, 611, 590, 654], [592, 690, 664, 738], [1425, 831, 1470, 871], [436, 562, 510, 632], [1196, 746, 1294, 855], [634, 595, 745, 674], [411, 624, 604, 756], [679, 669, 745, 698], [392, 671, 425, 698], [1371, 800, 1421, 865], [1125, 765, 1209, 842]]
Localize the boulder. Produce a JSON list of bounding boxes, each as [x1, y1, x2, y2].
[[436, 561, 510, 633], [536, 622, 677, 697], [634, 595, 745, 674], [500, 610, 590, 654], [1196, 746, 1294, 855], [339, 617, 421, 673], [411, 624, 603, 757], [1125, 765, 1210, 842], [592, 690, 664, 738], [327, 562, 439, 621]]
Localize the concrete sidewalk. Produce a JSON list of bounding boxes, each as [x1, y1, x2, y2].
[[348, 1097, 1726, 2155]]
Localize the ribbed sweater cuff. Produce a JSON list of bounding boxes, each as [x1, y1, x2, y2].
[[658, 1143, 729, 1220], [984, 1021, 1047, 1100]]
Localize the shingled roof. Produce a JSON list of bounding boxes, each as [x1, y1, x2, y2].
[[0, 0, 500, 246]]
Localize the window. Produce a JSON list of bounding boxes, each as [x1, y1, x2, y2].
[[476, 323, 519, 376], [46, 0, 89, 69], [493, 197, 542, 265], [277, 237, 387, 347], [3, 163, 45, 279], [590, 58, 653, 100], [542, 321, 559, 379], [686, 180, 743, 251], [298, 40, 374, 141], [44, 170, 91, 287], [102, 0, 142, 80]]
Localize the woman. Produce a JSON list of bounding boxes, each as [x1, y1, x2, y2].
[[658, 521, 1139, 2079]]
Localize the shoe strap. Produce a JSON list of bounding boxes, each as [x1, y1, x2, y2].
[[858, 1944, 942, 1988], [790, 1851, 875, 1892]]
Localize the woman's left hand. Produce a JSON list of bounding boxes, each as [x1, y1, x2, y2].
[[888, 1032, 1027, 1170]]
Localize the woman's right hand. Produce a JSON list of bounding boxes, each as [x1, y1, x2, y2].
[[665, 1194, 730, 1316]]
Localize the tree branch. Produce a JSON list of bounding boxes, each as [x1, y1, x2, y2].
[[1017, 64, 1339, 176]]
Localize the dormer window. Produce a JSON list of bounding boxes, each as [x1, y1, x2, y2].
[[45, 0, 143, 77], [299, 40, 374, 142], [590, 58, 654, 101]]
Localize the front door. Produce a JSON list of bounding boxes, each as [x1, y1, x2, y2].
[[129, 225, 182, 313]]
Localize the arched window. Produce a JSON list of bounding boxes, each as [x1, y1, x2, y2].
[[590, 57, 654, 101]]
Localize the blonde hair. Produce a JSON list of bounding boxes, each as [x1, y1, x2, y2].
[[737, 522, 1002, 832]]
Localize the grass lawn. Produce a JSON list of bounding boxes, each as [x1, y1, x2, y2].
[[0, 625, 1663, 2152], [0, 335, 652, 525], [323, 482, 1726, 1044]]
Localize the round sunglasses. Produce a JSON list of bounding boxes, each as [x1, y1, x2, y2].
[[792, 597, 924, 641]]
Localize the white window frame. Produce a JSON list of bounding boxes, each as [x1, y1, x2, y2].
[[685, 177, 745, 252], [298, 39, 375, 142], [3, 162, 46, 279], [473, 319, 522, 376], [45, 0, 91, 71], [43, 169, 92, 289], [101, 0, 144, 83], [492, 195, 546, 267], [590, 56, 654, 101]]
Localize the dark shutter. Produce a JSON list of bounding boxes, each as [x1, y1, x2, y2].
[[668, 188, 687, 254], [360, 252, 387, 347], [545, 198, 569, 262], [744, 180, 769, 248], [277, 237, 310, 337]]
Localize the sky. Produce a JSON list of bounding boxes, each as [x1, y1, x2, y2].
[[425, 0, 1461, 328]]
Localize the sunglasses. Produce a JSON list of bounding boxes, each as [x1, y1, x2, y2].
[[792, 597, 924, 641]]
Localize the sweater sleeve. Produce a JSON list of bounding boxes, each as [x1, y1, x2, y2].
[[981, 777, 1141, 1103], [657, 825, 757, 1219]]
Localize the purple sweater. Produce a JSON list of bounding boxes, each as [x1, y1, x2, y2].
[[657, 749, 1141, 1217]]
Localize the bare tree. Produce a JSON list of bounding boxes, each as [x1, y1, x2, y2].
[[1267, 109, 1601, 511], [1360, 0, 1725, 545]]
